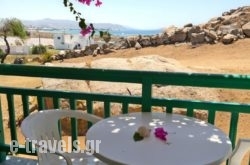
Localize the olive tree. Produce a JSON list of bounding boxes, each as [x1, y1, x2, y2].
[[0, 18, 27, 63]]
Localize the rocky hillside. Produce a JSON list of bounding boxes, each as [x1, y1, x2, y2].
[[110, 6, 250, 50]]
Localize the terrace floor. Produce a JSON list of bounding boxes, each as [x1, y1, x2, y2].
[[0, 156, 37, 165]]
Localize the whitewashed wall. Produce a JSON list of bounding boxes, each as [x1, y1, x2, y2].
[[0, 45, 31, 55], [53, 33, 94, 50]]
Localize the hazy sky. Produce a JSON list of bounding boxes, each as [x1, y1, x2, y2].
[[0, 0, 249, 29]]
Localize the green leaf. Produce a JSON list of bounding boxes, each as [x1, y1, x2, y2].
[[133, 132, 144, 141], [91, 30, 95, 37], [99, 31, 103, 38], [79, 19, 86, 29], [63, 0, 68, 7], [70, 6, 74, 12]]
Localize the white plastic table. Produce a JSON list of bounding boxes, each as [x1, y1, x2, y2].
[[86, 112, 232, 165]]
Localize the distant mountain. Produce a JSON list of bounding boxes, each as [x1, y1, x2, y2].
[[22, 18, 132, 31]]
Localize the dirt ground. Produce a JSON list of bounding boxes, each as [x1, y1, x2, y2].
[[1, 38, 250, 163]]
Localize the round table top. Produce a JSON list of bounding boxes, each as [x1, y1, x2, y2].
[[86, 112, 232, 165]]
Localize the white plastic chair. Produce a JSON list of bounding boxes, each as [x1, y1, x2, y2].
[[21, 109, 106, 165], [228, 138, 250, 165]]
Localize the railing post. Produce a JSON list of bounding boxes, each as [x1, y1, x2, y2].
[[142, 78, 152, 112], [0, 97, 6, 162], [229, 112, 239, 148]]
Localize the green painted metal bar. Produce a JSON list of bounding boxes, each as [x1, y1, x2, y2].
[[86, 100, 93, 114], [166, 105, 173, 113], [87, 100, 93, 128], [1, 64, 250, 90], [104, 101, 110, 118], [151, 98, 250, 114], [1, 85, 250, 113], [7, 94, 17, 141], [122, 102, 128, 114], [37, 96, 45, 111], [69, 99, 77, 151], [142, 78, 152, 112], [0, 87, 142, 106], [186, 107, 194, 117], [21, 95, 29, 117], [229, 112, 239, 148], [0, 96, 6, 162], [53, 97, 60, 109], [5, 87, 249, 115], [207, 109, 216, 124]]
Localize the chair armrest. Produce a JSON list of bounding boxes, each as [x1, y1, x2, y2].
[[85, 113, 103, 124]]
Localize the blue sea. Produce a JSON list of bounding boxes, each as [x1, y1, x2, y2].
[[41, 28, 164, 37]]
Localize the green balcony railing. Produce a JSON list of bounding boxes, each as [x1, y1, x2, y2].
[[0, 64, 250, 163]]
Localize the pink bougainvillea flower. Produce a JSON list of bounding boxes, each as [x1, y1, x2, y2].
[[154, 127, 168, 141], [95, 0, 102, 7], [78, 0, 92, 6], [80, 26, 93, 36]]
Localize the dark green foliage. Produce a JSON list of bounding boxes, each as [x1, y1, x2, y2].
[[0, 18, 27, 63], [0, 18, 26, 39], [42, 52, 53, 63], [32, 45, 47, 54], [0, 48, 4, 58], [9, 18, 26, 39], [64, 0, 87, 28], [79, 19, 86, 29]]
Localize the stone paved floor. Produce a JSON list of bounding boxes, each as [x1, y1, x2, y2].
[[0, 156, 37, 165]]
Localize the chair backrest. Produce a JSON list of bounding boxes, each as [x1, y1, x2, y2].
[[21, 109, 102, 164], [228, 138, 250, 165]]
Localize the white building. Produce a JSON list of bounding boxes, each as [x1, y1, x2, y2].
[[53, 33, 94, 50], [0, 37, 31, 55], [0, 45, 31, 55]]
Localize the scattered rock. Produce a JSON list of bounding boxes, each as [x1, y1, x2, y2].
[[222, 34, 237, 44], [242, 22, 250, 37]]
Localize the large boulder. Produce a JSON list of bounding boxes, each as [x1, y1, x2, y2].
[[204, 29, 218, 40], [42, 63, 90, 93], [165, 26, 187, 43], [222, 34, 238, 44], [139, 36, 152, 47], [185, 26, 202, 41], [242, 22, 250, 37], [190, 32, 205, 45], [90, 55, 219, 118]]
